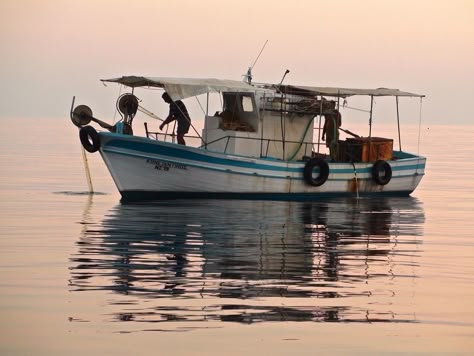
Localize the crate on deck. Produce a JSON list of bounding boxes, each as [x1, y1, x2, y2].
[[337, 137, 393, 163]]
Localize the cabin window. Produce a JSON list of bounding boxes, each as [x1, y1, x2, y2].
[[241, 95, 254, 112], [217, 92, 258, 132]]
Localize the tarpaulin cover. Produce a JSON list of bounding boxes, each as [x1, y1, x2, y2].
[[102, 76, 257, 101], [270, 84, 425, 98], [102, 76, 424, 100]]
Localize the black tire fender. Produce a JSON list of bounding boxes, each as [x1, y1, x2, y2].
[[303, 158, 330, 187], [372, 160, 392, 185], [79, 125, 101, 153]]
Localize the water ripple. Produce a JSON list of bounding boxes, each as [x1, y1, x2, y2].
[[69, 197, 424, 327]]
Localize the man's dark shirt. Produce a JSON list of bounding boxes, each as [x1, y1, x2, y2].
[[169, 100, 191, 135]]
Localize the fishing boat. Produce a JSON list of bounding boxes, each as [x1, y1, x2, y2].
[[70, 75, 426, 201]]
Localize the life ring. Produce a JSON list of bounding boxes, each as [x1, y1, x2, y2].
[[79, 125, 100, 153], [303, 158, 329, 187], [372, 160, 392, 185]]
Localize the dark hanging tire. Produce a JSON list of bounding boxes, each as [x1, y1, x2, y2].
[[372, 160, 392, 185], [303, 158, 330, 187], [79, 125, 100, 153]]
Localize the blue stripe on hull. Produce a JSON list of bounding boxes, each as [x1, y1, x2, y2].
[[102, 146, 425, 181], [101, 135, 426, 175], [120, 190, 414, 203]]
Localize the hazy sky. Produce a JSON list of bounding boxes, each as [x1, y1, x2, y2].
[[1, 0, 473, 124]]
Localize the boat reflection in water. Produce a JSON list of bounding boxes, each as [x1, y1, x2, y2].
[[69, 197, 425, 326]]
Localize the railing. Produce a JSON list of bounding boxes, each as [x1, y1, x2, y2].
[[144, 122, 202, 145], [200, 135, 326, 160], [144, 123, 329, 161]]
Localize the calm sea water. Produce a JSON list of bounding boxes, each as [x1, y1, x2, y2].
[[1, 118, 473, 354]]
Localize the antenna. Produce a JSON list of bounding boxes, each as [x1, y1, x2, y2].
[[250, 40, 268, 71], [243, 40, 268, 84]]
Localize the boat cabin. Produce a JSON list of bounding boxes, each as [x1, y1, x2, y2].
[[203, 90, 337, 161]]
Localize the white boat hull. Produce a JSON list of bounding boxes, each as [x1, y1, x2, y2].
[[98, 133, 426, 201]]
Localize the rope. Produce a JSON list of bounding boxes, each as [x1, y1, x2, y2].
[[195, 96, 206, 115], [138, 105, 164, 122], [81, 145, 94, 193]]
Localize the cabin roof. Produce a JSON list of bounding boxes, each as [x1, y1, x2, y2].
[[102, 76, 425, 100]]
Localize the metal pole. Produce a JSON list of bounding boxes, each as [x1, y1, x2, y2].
[[368, 96, 374, 137], [417, 97, 423, 155], [317, 97, 323, 154], [396, 96, 402, 151], [204, 92, 209, 147], [260, 93, 265, 157], [144, 122, 148, 138], [281, 92, 286, 160], [368, 96, 374, 162]]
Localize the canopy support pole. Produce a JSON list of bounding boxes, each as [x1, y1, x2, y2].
[[417, 97, 423, 155], [368, 95, 374, 162], [280, 91, 286, 160], [204, 92, 209, 147], [396, 96, 402, 151], [317, 98, 323, 155], [260, 93, 265, 158]]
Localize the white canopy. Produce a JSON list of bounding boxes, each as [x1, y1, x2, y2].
[[101, 76, 258, 101], [265, 84, 425, 98], [102, 76, 425, 100]]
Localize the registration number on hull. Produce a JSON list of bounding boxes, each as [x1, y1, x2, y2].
[[146, 159, 187, 172]]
